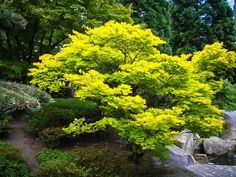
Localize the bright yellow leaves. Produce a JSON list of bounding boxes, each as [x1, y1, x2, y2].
[[192, 42, 236, 76], [29, 21, 236, 157]]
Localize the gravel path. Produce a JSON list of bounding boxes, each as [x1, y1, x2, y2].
[[7, 120, 43, 173]]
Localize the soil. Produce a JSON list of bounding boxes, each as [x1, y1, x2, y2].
[[7, 119, 44, 173]]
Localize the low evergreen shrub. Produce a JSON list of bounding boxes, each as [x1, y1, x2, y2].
[[37, 148, 92, 177], [0, 141, 33, 177], [26, 98, 99, 133], [39, 127, 67, 148]]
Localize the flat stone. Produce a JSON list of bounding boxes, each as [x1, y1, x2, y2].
[[186, 164, 236, 177]]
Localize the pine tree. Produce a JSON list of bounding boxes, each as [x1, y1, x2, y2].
[[171, 0, 203, 54], [204, 0, 236, 51], [118, 0, 173, 54], [171, 0, 236, 54]]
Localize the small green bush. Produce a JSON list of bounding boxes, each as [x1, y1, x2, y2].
[[0, 141, 33, 177], [39, 127, 66, 148], [73, 146, 120, 177], [0, 115, 10, 135], [214, 79, 236, 110], [37, 149, 92, 177], [26, 98, 99, 133]]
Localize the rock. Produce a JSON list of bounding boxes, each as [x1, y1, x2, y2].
[[167, 146, 196, 167], [194, 154, 208, 164], [186, 164, 236, 177], [152, 145, 195, 169], [173, 132, 194, 155], [222, 111, 236, 142], [203, 137, 233, 155]]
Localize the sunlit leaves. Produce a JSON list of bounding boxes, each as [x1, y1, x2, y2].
[[29, 21, 236, 158]]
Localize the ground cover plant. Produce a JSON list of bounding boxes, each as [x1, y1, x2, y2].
[[29, 21, 236, 161], [37, 143, 184, 177], [0, 141, 33, 177]]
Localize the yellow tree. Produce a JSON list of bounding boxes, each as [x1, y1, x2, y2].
[[29, 21, 236, 160]]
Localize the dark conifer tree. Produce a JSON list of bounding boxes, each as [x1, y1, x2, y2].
[[204, 0, 236, 51], [171, 0, 203, 54], [171, 0, 236, 54]]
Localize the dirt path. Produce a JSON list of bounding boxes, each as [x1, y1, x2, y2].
[[7, 119, 44, 173]]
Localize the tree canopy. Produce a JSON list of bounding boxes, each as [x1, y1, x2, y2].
[[29, 21, 236, 158]]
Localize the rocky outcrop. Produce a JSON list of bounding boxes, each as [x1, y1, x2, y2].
[[223, 111, 236, 145], [203, 137, 233, 155], [167, 145, 196, 167], [174, 132, 194, 155], [153, 145, 196, 169], [186, 164, 236, 177]]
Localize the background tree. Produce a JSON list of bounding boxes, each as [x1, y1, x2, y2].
[[119, 0, 173, 53], [0, 0, 131, 81], [203, 0, 236, 51], [171, 0, 236, 54], [171, 0, 204, 54]]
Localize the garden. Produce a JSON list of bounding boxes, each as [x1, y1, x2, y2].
[[0, 0, 236, 177]]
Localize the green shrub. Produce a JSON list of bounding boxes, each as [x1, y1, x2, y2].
[[0, 141, 33, 177], [37, 148, 75, 164], [73, 146, 120, 177], [214, 79, 236, 110], [26, 98, 99, 133], [0, 114, 10, 134], [0, 60, 29, 81], [37, 149, 92, 177], [39, 127, 66, 148]]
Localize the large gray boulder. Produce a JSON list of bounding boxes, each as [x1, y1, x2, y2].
[[203, 137, 233, 155], [173, 132, 194, 155], [167, 145, 196, 167], [222, 111, 236, 145], [153, 145, 195, 169]]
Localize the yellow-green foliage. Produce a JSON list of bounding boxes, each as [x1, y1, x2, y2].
[[29, 21, 236, 158]]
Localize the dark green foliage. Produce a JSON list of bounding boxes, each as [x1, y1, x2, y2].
[[214, 79, 236, 110], [0, 114, 10, 135], [72, 145, 159, 177], [37, 148, 92, 177], [171, 0, 236, 54], [73, 146, 121, 177], [0, 60, 29, 82], [0, 0, 131, 82], [171, 0, 202, 54], [119, 0, 173, 53], [0, 5, 26, 43], [39, 127, 67, 148], [37, 148, 75, 164], [0, 141, 33, 177], [203, 0, 236, 51], [26, 98, 99, 133]]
